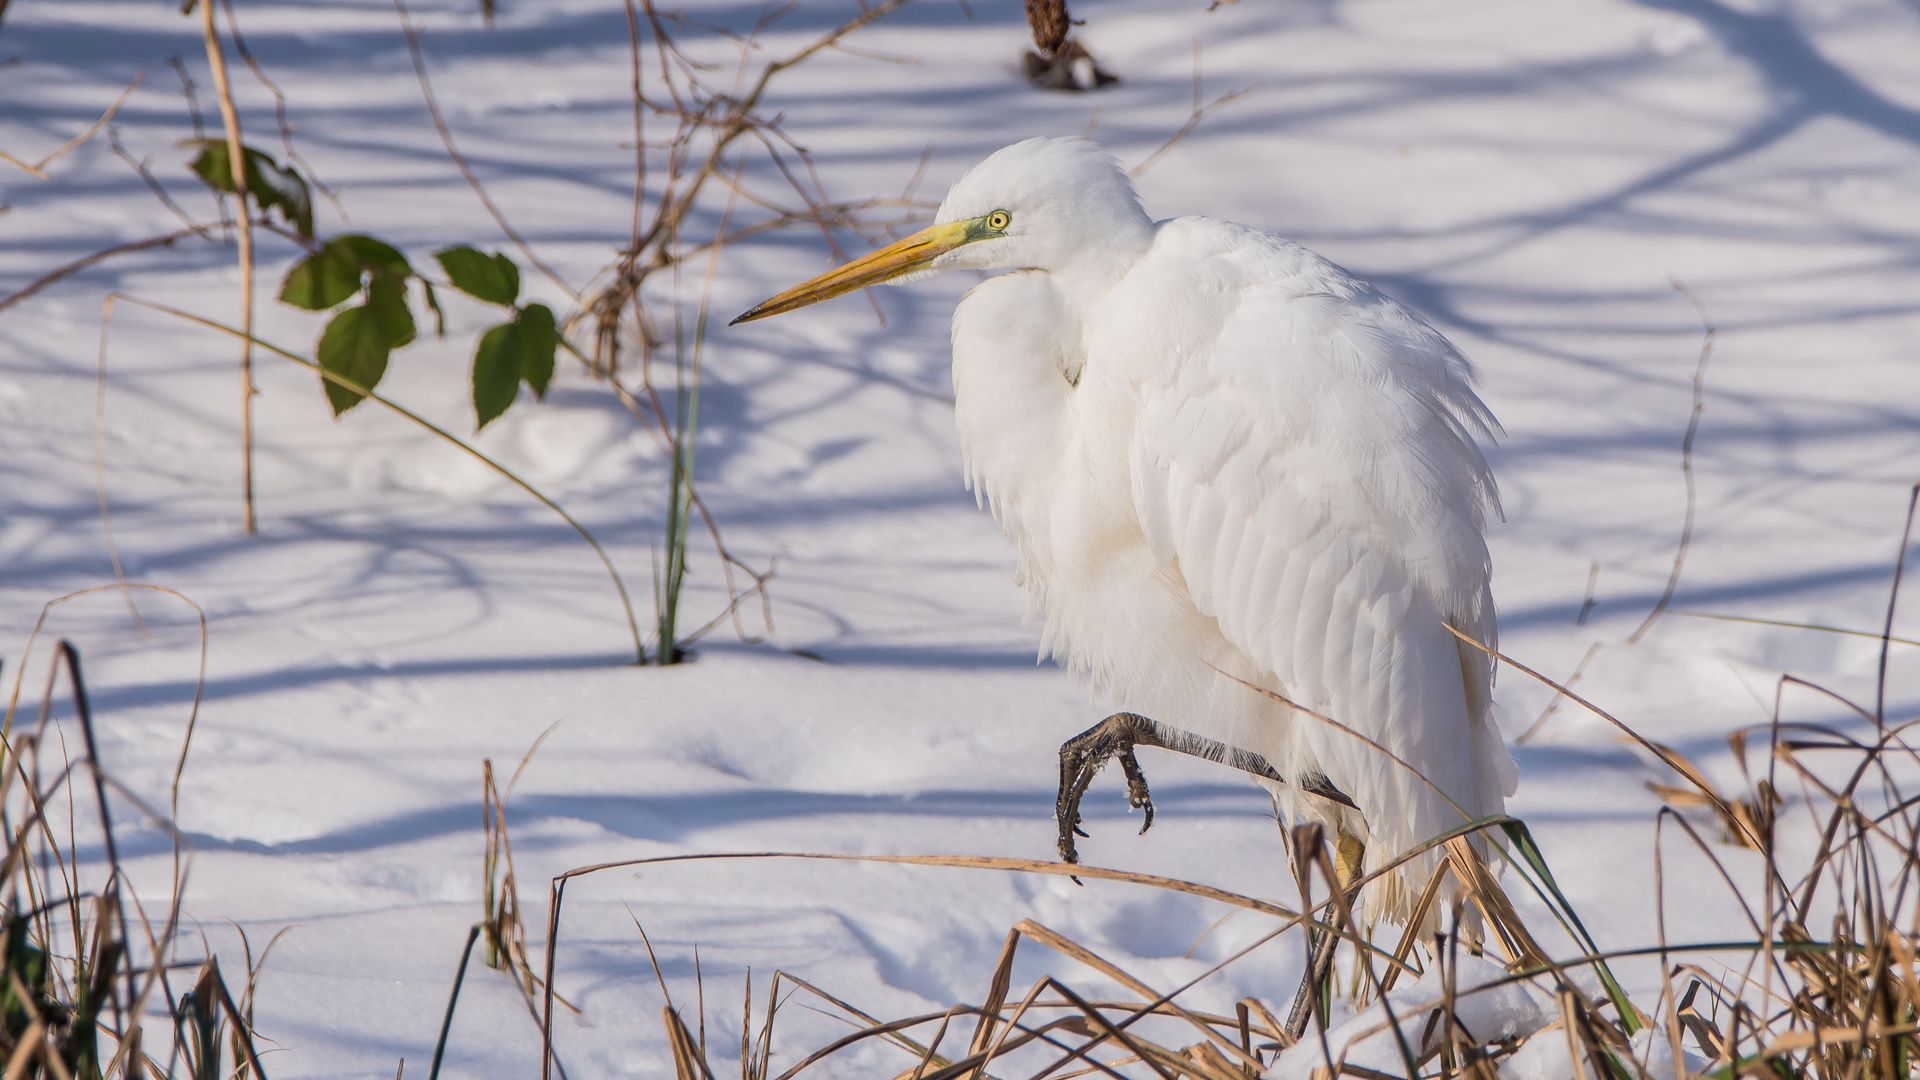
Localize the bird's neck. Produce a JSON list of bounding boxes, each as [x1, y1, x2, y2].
[[1046, 219, 1155, 315]]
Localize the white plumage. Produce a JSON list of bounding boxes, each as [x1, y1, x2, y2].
[[736, 137, 1516, 923]]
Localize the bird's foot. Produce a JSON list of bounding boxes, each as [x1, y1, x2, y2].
[[1055, 712, 1161, 865], [1053, 712, 1359, 866]]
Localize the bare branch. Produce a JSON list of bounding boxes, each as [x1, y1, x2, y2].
[[0, 74, 142, 179], [0, 226, 213, 316], [394, 0, 578, 299]]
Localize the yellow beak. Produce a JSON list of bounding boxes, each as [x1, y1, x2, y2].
[[730, 219, 977, 325]]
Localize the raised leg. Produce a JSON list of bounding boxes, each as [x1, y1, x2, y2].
[[1054, 712, 1356, 865]]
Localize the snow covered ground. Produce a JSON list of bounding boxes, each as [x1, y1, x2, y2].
[[3, 0, 1919, 1074]]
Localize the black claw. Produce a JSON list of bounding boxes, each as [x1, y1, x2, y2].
[[1055, 713, 1164, 864], [1116, 746, 1155, 835]]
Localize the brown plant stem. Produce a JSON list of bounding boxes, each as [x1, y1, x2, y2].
[[1629, 277, 1716, 643], [109, 293, 648, 665], [198, 0, 259, 534], [394, 0, 577, 301], [0, 225, 212, 316]]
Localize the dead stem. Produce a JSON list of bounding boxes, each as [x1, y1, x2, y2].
[[0, 75, 141, 179], [1629, 277, 1716, 644], [197, 0, 258, 534], [1517, 642, 1603, 744], [1129, 41, 1253, 179], [394, 0, 577, 300], [91, 295, 147, 635], [0, 225, 213, 316]]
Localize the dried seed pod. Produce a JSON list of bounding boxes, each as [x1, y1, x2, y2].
[[1024, 0, 1070, 55]]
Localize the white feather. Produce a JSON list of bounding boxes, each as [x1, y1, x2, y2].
[[938, 139, 1512, 923], [749, 135, 1514, 925]]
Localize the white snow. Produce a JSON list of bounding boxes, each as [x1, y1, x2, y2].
[[4, 0, 1919, 1075], [1272, 954, 1551, 1080], [1497, 1023, 1715, 1080]]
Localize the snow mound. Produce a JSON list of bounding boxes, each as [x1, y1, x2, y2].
[[1499, 1025, 1713, 1080], [1270, 956, 1552, 1080]]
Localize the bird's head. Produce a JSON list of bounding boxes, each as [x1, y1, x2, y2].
[[730, 137, 1153, 325]]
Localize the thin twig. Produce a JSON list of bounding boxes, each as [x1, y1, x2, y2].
[[1517, 642, 1602, 744], [1875, 482, 1919, 726], [108, 293, 647, 664], [1673, 609, 1920, 650], [1130, 42, 1253, 179], [0, 75, 143, 179], [0, 225, 213, 316], [93, 294, 149, 635], [107, 127, 210, 234], [1447, 625, 1738, 820], [168, 54, 207, 141], [1629, 277, 1716, 643], [394, 0, 577, 300], [220, 0, 344, 215]]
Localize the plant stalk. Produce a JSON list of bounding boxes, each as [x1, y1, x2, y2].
[[198, 0, 258, 534]]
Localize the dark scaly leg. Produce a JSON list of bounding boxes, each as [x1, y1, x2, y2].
[[1054, 712, 1356, 864], [1285, 825, 1368, 1040]]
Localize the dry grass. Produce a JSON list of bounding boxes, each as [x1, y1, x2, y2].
[[0, 590, 270, 1079], [564, 0, 934, 661], [512, 487, 1920, 1080]]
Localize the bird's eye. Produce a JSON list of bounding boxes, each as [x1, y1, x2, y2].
[[987, 210, 1012, 231]]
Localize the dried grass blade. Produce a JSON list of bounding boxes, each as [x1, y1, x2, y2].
[[1445, 837, 1548, 967], [779, 971, 954, 1065], [1014, 920, 1263, 1071], [1, 1022, 44, 1080], [106, 294, 646, 663], [1379, 863, 1448, 995], [766, 1011, 981, 1080], [1046, 979, 1181, 1080], [1242, 997, 1290, 1052], [664, 1006, 714, 1080], [967, 928, 1022, 1069]]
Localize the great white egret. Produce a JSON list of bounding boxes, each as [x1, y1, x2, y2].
[[733, 137, 1515, 928]]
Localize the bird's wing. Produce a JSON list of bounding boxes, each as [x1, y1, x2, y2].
[[1103, 218, 1514, 880]]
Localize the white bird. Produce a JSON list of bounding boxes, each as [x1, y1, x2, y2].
[[733, 137, 1515, 931]]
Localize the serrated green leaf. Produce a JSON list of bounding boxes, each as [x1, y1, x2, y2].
[[366, 271, 417, 348], [473, 322, 523, 429], [278, 241, 362, 311], [316, 306, 393, 416], [338, 234, 412, 277], [516, 302, 557, 398], [436, 246, 519, 306]]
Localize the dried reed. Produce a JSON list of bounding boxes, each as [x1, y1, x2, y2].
[[512, 489, 1920, 1080]]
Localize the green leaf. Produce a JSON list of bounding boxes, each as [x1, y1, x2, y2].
[[249, 152, 314, 240], [316, 306, 393, 416], [473, 322, 523, 429], [421, 279, 447, 338], [278, 241, 362, 311], [366, 271, 417, 348], [187, 140, 313, 240], [436, 246, 519, 306], [187, 139, 239, 192], [337, 234, 412, 277], [516, 302, 557, 398]]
